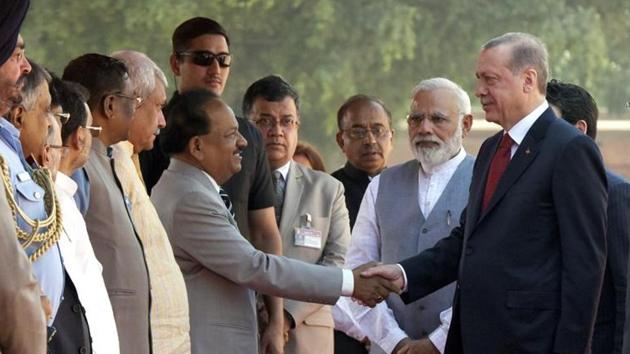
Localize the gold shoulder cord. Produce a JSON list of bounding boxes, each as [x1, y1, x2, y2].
[[0, 155, 62, 262]]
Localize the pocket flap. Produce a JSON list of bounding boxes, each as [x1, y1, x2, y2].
[[506, 290, 559, 310], [15, 179, 45, 202], [303, 307, 333, 328]]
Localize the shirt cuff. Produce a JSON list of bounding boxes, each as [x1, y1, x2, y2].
[[379, 330, 408, 354], [396, 264, 408, 292], [341, 269, 354, 296], [427, 323, 449, 354]]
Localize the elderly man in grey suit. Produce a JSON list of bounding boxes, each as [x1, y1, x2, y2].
[[339, 78, 474, 354], [243, 75, 351, 354], [151, 89, 399, 354], [63, 54, 152, 354]]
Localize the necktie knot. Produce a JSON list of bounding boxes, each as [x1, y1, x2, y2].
[[499, 133, 514, 150]]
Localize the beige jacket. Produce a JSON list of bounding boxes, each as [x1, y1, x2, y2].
[[113, 141, 190, 354]]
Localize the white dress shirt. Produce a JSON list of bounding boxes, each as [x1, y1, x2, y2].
[[56, 172, 120, 354], [339, 148, 467, 354], [506, 100, 548, 157]]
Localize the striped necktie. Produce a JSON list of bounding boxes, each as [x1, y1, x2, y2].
[[219, 187, 235, 220]]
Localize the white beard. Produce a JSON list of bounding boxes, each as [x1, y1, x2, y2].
[[410, 126, 463, 171]]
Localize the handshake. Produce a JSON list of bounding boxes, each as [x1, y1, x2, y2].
[[350, 262, 405, 307]]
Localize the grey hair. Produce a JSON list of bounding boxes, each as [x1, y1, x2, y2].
[[482, 32, 549, 93], [410, 77, 471, 116], [18, 60, 51, 110], [110, 50, 168, 99]]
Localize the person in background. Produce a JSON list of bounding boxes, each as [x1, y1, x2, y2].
[[547, 79, 630, 354], [294, 141, 326, 172]]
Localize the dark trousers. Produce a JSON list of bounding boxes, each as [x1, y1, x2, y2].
[[48, 273, 92, 354], [334, 330, 368, 354]]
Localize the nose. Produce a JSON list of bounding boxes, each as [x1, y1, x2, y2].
[[208, 57, 221, 74], [363, 130, 377, 144], [157, 110, 166, 129], [21, 56, 31, 75], [268, 121, 283, 137], [474, 80, 486, 98], [237, 131, 248, 149]]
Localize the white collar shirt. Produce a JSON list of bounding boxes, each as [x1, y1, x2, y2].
[[56, 172, 120, 354], [418, 148, 467, 218], [506, 100, 549, 157]]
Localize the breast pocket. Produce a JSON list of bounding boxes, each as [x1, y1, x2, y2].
[[14, 179, 46, 219]]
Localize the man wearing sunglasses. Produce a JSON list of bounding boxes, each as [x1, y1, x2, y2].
[[0, 0, 47, 351], [140, 17, 285, 354], [63, 53, 153, 354]]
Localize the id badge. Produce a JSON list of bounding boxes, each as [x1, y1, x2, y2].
[[294, 227, 323, 249]]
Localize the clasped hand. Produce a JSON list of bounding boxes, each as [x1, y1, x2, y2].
[[351, 262, 404, 307]]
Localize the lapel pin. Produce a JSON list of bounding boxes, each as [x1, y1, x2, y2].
[[525, 147, 531, 154]]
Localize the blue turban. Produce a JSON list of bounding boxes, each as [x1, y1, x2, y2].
[[0, 0, 30, 66]]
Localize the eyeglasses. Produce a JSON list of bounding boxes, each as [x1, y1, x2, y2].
[[178, 51, 232, 68], [253, 117, 299, 130], [113, 93, 143, 108], [84, 125, 102, 137], [47, 144, 65, 150], [343, 126, 391, 140], [406, 113, 455, 127], [54, 112, 70, 124]]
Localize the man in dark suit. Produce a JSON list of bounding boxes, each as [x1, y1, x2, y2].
[[363, 32, 608, 354], [547, 80, 630, 354]]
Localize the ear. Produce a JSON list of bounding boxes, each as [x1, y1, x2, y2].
[[188, 136, 204, 161], [170, 53, 181, 76], [522, 68, 538, 93], [8, 105, 26, 129], [102, 94, 116, 119], [335, 131, 345, 150], [575, 119, 588, 135], [41, 145, 52, 167], [72, 129, 85, 150], [461, 114, 473, 138]]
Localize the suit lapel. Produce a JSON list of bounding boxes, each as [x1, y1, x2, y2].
[[279, 162, 304, 236], [476, 109, 554, 223], [468, 134, 500, 227]]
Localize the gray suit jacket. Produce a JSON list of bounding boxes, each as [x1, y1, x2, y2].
[[151, 158, 344, 354], [83, 139, 151, 354], [0, 184, 46, 354], [279, 162, 350, 352]]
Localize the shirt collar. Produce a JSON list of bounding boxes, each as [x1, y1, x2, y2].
[[420, 147, 467, 175], [201, 170, 221, 194], [55, 171, 78, 197], [343, 161, 376, 181], [275, 160, 292, 181], [506, 100, 549, 146]]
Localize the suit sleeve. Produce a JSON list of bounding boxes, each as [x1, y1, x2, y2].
[[552, 135, 607, 353], [0, 193, 47, 354], [606, 179, 630, 353], [173, 192, 343, 305], [285, 180, 351, 325], [399, 208, 465, 304]]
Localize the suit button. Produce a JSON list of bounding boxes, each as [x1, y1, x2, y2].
[[79, 346, 88, 354], [72, 304, 81, 313], [422, 228, 428, 234], [465, 247, 473, 255]]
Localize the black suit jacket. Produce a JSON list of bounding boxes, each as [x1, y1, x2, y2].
[[593, 171, 630, 354], [400, 108, 608, 354], [331, 162, 372, 230]]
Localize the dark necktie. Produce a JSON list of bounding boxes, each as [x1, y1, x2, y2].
[[482, 133, 514, 211], [219, 187, 235, 219], [273, 171, 285, 225]]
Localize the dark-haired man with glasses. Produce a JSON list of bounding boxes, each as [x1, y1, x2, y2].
[[330, 94, 393, 354], [244, 75, 351, 354], [140, 17, 286, 354], [63, 53, 152, 354], [340, 78, 474, 354]]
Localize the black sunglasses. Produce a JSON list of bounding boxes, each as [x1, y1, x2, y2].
[[178, 51, 231, 68]]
